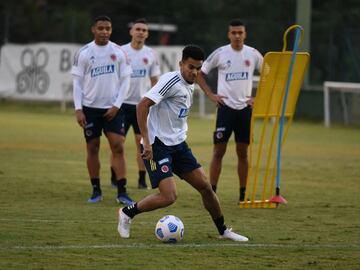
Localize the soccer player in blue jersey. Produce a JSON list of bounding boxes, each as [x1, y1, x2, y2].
[[117, 45, 249, 241]]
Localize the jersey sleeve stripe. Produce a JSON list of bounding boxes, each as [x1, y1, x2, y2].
[[159, 78, 180, 96], [73, 45, 88, 66], [206, 47, 222, 62], [158, 75, 180, 96]]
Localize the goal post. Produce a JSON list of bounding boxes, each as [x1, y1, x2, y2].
[[323, 81, 360, 128]]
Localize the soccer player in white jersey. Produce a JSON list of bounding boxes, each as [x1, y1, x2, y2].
[[197, 19, 264, 203], [110, 18, 160, 191], [71, 15, 134, 204], [117, 45, 249, 242]]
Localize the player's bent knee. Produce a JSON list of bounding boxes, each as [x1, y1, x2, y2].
[[197, 180, 213, 196], [161, 192, 177, 206], [167, 193, 177, 204]]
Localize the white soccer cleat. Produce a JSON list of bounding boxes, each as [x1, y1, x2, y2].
[[219, 228, 249, 242], [117, 208, 132, 238]]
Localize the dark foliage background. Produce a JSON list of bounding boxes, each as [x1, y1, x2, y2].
[[1, 0, 359, 84]]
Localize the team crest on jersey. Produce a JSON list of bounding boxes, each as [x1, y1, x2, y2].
[[216, 131, 223, 139], [245, 59, 251, 67], [143, 58, 148, 64], [110, 54, 117, 61], [85, 130, 93, 137], [161, 165, 169, 173], [90, 56, 95, 64]]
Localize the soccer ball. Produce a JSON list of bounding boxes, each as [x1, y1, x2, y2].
[[155, 215, 184, 243]]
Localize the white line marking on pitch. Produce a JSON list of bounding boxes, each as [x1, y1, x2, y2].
[[1, 243, 359, 251], [0, 218, 150, 225], [1, 219, 359, 250]]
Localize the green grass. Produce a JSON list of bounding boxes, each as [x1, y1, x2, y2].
[[0, 102, 359, 269]]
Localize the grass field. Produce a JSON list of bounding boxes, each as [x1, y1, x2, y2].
[[0, 102, 359, 269]]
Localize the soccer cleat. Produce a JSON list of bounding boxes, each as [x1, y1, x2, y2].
[[219, 228, 249, 242], [116, 192, 135, 206], [87, 191, 102, 203], [118, 208, 132, 238]]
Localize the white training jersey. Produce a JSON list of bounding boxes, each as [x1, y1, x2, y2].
[[144, 71, 194, 146], [121, 43, 161, 105], [71, 41, 132, 109], [201, 44, 263, 110]]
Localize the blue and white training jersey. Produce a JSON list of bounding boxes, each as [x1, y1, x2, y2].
[[144, 71, 194, 146], [201, 44, 263, 110], [71, 41, 132, 109], [121, 43, 161, 105]]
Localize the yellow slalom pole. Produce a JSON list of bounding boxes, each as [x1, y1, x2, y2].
[[240, 24, 310, 209], [270, 25, 303, 204]]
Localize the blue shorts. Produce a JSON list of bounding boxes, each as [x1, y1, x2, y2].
[[214, 105, 252, 144], [142, 137, 201, 188], [83, 106, 124, 142], [120, 103, 141, 136]]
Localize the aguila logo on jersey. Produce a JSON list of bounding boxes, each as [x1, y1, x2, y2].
[[143, 58, 148, 64], [225, 72, 249, 81], [110, 54, 117, 61], [91, 64, 115, 77], [245, 59, 251, 67], [131, 69, 147, 78]]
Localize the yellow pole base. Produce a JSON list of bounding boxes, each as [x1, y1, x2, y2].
[[239, 200, 278, 209]]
